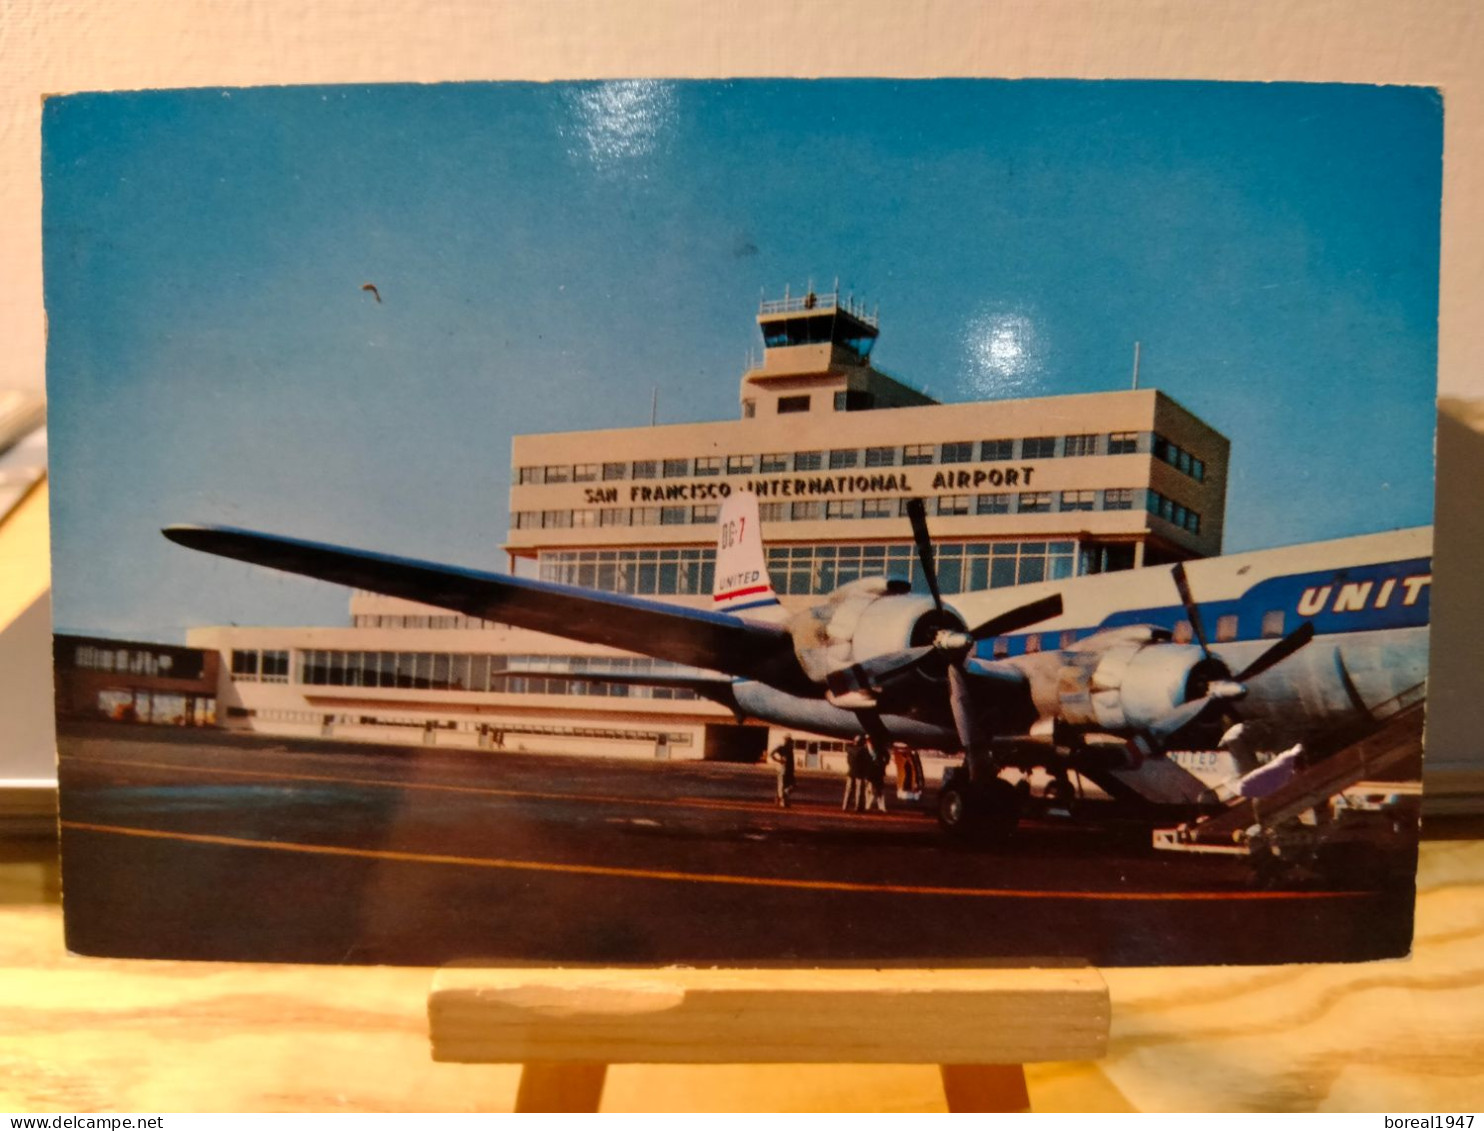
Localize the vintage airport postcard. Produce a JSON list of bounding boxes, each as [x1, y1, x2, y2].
[[44, 79, 1440, 966]]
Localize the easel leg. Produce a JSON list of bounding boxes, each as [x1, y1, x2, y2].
[[939, 1064, 1032, 1113], [514, 1062, 608, 1112]]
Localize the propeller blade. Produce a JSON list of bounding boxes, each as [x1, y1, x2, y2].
[[968, 593, 1064, 642], [947, 663, 982, 756], [1170, 561, 1212, 660], [904, 497, 944, 612], [825, 645, 934, 696], [1234, 621, 1316, 682]]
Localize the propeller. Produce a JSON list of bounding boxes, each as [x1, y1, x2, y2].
[[1149, 563, 1315, 747], [825, 499, 1061, 763]]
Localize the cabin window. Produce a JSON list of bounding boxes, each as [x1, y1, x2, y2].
[[1216, 614, 1239, 642], [1060, 630, 1078, 649], [1173, 621, 1193, 644], [1024, 634, 1042, 654], [1262, 610, 1285, 638]]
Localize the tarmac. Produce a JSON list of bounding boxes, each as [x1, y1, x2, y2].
[[56, 721, 1416, 966]]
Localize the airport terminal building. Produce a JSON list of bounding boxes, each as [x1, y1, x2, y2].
[[185, 289, 1229, 763]]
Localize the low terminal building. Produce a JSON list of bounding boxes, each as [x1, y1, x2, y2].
[[55, 633, 220, 726], [185, 287, 1230, 765]]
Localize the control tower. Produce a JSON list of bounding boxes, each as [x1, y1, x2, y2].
[[740, 284, 937, 419]]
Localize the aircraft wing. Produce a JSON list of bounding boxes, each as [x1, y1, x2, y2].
[[163, 524, 808, 690]]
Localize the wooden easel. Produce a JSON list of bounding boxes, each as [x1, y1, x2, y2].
[[428, 966, 1110, 1112]]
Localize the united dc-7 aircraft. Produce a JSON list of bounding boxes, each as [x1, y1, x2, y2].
[[164, 492, 1430, 839]]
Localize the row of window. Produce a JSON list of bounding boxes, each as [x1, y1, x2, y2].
[[230, 649, 291, 682], [1147, 490, 1203, 534], [1152, 436, 1207, 483], [74, 645, 181, 678], [515, 432, 1207, 485], [350, 614, 503, 630], [765, 541, 1080, 596], [1002, 609, 1288, 659], [538, 539, 1082, 597], [290, 650, 698, 699], [514, 488, 1196, 530]]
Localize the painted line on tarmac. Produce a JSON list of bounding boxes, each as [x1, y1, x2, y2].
[[61, 820, 1367, 903], [64, 752, 926, 827]]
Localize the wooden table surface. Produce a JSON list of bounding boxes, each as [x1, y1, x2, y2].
[[1, 835, 1480, 1113], [3, 482, 1483, 1112]]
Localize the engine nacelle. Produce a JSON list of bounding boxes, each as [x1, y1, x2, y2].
[[1055, 625, 1228, 734], [789, 578, 965, 685]]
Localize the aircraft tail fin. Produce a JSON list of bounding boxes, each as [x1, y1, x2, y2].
[[713, 491, 782, 616]]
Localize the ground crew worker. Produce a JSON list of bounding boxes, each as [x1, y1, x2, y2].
[[769, 733, 797, 809], [867, 741, 889, 812]]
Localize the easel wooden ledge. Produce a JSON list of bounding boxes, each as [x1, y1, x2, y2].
[[428, 966, 1110, 1112]]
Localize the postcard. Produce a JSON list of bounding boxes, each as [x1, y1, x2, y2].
[[45, 79, 1439, 965]]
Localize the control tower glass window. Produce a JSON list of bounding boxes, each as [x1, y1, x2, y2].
[[778, 395, 810, 414]]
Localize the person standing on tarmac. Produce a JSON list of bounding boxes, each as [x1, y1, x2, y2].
[[867, 741, 890, 812], [842, 734, 869, 811], [770, 733, 797, 809]]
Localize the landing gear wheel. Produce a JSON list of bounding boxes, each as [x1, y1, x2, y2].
[[937, 774, 1021, 844]]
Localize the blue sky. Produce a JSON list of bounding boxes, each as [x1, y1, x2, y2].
[[43, 80, 1442, 640]]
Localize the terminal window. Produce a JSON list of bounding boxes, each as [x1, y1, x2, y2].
[[1063, 434, 1098, 457], [861, 498, 894, 519], [632, 460, 658, 479], [726, 454, 755, 474], [1022, 436, 1057, 459], [794, 450, 823, 471], [759, 452, 788, 473], [864, 446, 898, 468], [231, 650, 260, 679], [692, 504, 719, 523], [660, 506, 688, 525], [261, 651, 290, 682], [1018, 492, 1053, 513], [1103, 488, 1135, 510], [1107, 432, 1139, 455], [572, 510, 597, 527], [792, 500, 823, 521], [662, 458, 690, 478], [940, 441, 974, 464], [936, 495, 971, 516], [980, 439, 1014, 461], [826, 499, 859, 519], [1061, 490, 1096, 512], [694, 457, 722, 476], [977, 493, 1011, 515], [829, 448, 859, 469], [544, 465, 572, 483], [600, 508, 630, 526], [573, 464, 599, 482], [602, 462, 628, 481], [517, 466, 541, 484], [778, 395, 811, 414], [903, 444, 934, 465], [759, 502, 786, 521]]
